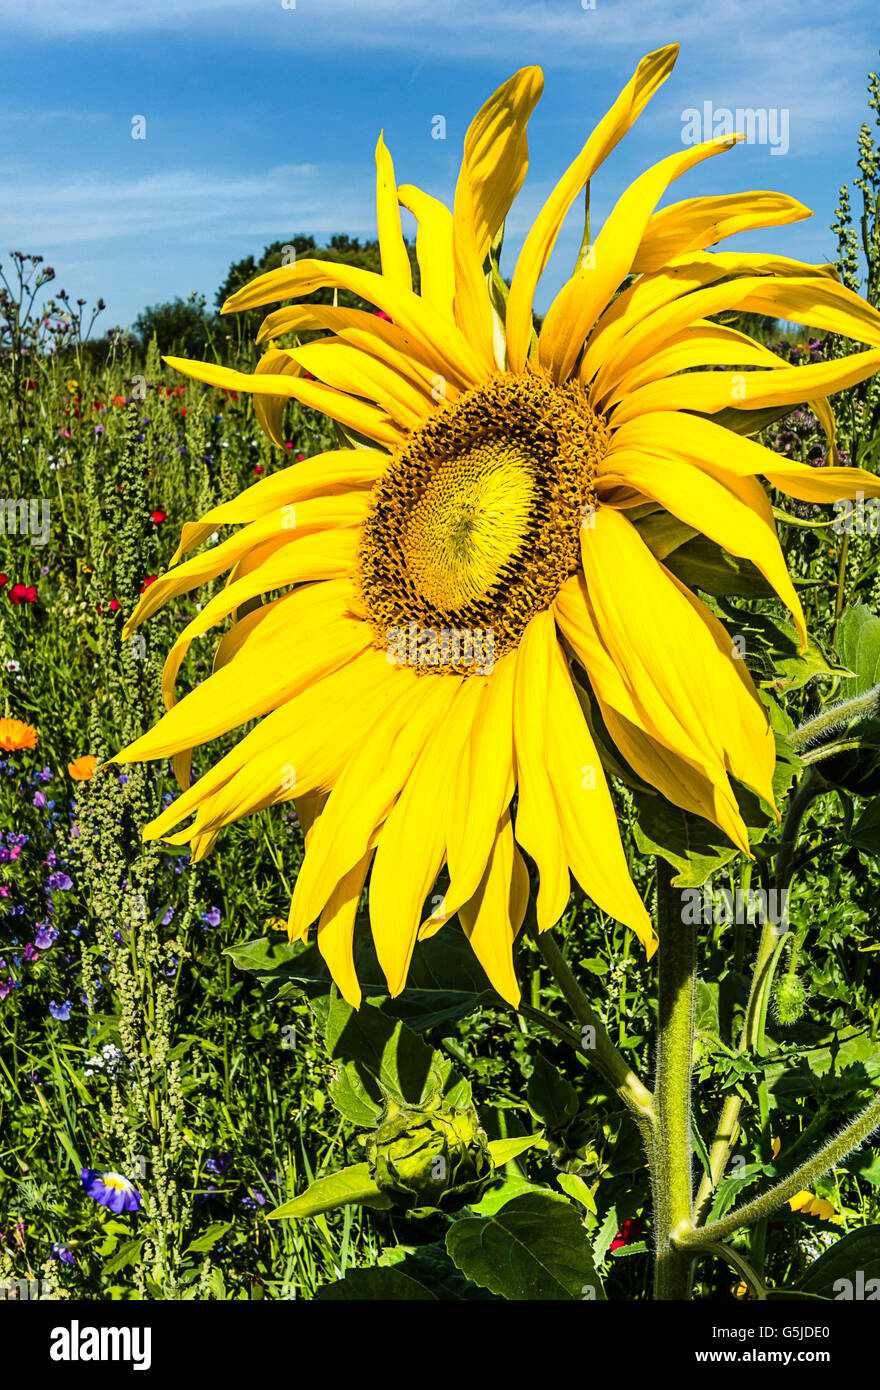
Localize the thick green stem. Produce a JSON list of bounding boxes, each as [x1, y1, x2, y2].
[[652, 860, 697, 1300], [693, 770, 822, 1224]]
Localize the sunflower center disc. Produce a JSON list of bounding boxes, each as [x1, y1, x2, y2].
[[357, 370, 609, 673]]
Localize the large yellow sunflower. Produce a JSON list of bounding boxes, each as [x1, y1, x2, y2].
[[117, 45, 880, 1008]]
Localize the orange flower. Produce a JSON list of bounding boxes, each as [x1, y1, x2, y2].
[[68, 754, 97, 781], [0, 717, 38, 752]]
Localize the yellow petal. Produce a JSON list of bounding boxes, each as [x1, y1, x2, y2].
[[506, 43, 679, 373], [579, 251, 838, 388], [611, 409, 880, 504], [555, 575, 751, 852], [123, 492, 367, 638], [168, 448, 383, 566], [444, 653, 517, 918], [289, 668, 459, 936], [397, 183, 455, 322], [609, 346, 880, 426], [125, 587, 369, 760], [163, 354, 407, 448], [578, 509, 775, 815], [598, 451, 806, 645], [315, 847, 374, 1009], [631, 191, 811, 276], [284, 339, 432, 427], [452, 67, 544, 369], [375, 132, 413, 291], [459, 809, 529, 1006], [596, 320, 787, 412], [369, 686, 471, 996], [544, 636, 655, 953], [512, 611, 571, 931], [221, 257, 486, 388], [539, 135, 740, 383]]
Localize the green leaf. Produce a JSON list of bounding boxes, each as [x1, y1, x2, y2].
[[837, 603, 880, 695], [663, 533, 776, 599], [556, 1172, 597, 1214], [632, 795, 741, 886], [446, 1192, 605, 1300], [382, 1242, 499, 1300], [849, 799, 880, 853], [226, 925, 499, 1031], [267, 1163, 393, 1219], [716, 602, 851, 692], [320, 995, 464, 1123], [185, 1221, 232, 1254], [315, 1267, 437, 1300], [101, 1237, 144, 1276], [469, 1174, 546, 1215], [526, 1054, 580, 1130], [487, 1134, 545, 1169], [799, 1227, 880, 1298]]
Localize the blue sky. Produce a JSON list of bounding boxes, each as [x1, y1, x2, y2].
[[0, 0, 877, 334]]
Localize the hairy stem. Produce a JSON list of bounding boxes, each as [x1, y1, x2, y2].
[[680, 1087, 880, 1247], [652, 860, 696, 1300]]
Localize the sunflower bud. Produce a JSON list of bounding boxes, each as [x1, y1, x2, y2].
[[364, 1091, 493, 1213], [774, 973, 806, 1025]]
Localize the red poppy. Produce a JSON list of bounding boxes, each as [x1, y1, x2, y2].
[[10, 584, 38, 605], [150, 510, 167, 525], [113, 396, 126, 407], [178, 407, 187, 417], [140, 575, 158, 592], [253, 464, 264, 475], [0, 574, 7, 588], [609, 1218, 644, 1253]]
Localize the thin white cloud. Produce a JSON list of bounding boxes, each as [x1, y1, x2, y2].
[[0, 162, 372, 248]]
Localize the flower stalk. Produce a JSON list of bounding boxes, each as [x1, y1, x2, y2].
[[652, 859, 697, 1300]]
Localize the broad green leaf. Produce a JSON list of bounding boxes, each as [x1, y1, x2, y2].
[[267, 1163, 392, 1219], [526, 1054, 580, 1130], [470, 1174, 546, 1216], [632, 795, 740, 886], [446, 1192, 605, 1300], [664, 533, 775, 599], [849, 799, 880, 853], [381, 1242, 499, 1300], [837, 603, 880, 695], [716, 602, 851, 692], [226, 925, 499, 1031], [319, 996, 466, 1123], [799, 1227, 880, 1298], [316, 1267, 437, 1300]]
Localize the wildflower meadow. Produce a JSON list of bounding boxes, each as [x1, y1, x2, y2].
[[3, 17, 880, 1361]]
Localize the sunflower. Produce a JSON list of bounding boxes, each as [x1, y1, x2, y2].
[[0, 717, 38, 752], [116, 45, 880, 1008]]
